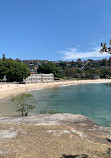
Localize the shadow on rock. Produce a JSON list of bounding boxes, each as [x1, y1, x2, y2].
[[61, 154, 88, 158]]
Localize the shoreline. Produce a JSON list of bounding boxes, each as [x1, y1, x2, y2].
[[0, 79, 111, 99]]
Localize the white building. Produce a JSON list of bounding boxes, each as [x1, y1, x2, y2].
[[24, 74, 54, 83]]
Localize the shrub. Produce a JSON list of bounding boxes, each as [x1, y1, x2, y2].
[[11, 93, 35, 116], [40, 110, 59, 114]]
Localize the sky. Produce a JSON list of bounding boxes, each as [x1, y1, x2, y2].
[[0, 0, 111, 61]]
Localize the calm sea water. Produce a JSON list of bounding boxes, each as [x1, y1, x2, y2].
[[1, 83, 111, 126]]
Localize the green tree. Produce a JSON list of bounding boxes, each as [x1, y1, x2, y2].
[[65, 68, 78, 78], [59, 62, 66, 69], [0, 59, 30, 82], [38, 61, 61, 77], [2, 54, 6, 60], [11, 94, 35, 116], [100, 59, 108, 66]]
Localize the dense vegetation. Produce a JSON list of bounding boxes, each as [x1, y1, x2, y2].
[[37, 59, 111, 79], [37, 61, 61, 77], [0, 58, 30, 82], [21, 54, 111, 79], [1, 51, 111, 81]]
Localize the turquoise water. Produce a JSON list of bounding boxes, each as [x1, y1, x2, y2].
[[29, 83, 111, 127], [1, 83, 111, 126]]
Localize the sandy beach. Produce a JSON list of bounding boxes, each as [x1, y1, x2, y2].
[[0, 79, 111, 100]]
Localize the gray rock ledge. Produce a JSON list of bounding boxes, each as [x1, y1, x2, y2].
[[0, 113, 111, 144], [0, 113, 87, 125]]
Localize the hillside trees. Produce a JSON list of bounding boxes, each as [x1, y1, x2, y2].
[[0, 59, 30, 82], [38, 61, 61, 77], [65, 68, 78, 78]]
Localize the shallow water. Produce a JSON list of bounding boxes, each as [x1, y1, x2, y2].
[[0, 97, 16, 117], [1, 83, 111, 126]]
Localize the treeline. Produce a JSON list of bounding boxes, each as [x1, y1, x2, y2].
[[1, 54, 111, 82], [37, 58, 111, 79]]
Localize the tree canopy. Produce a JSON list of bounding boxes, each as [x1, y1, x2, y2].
[[0, 59, 30, 82], [38, 61, 61, 77]]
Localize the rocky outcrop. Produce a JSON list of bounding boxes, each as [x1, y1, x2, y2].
[[0, 113, 111, 144]]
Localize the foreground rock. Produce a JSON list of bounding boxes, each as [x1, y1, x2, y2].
[[0, 113, 111, 144], [0, 114, 111, 158]]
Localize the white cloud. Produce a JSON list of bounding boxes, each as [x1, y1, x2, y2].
[[59, 47, 110, 60]]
